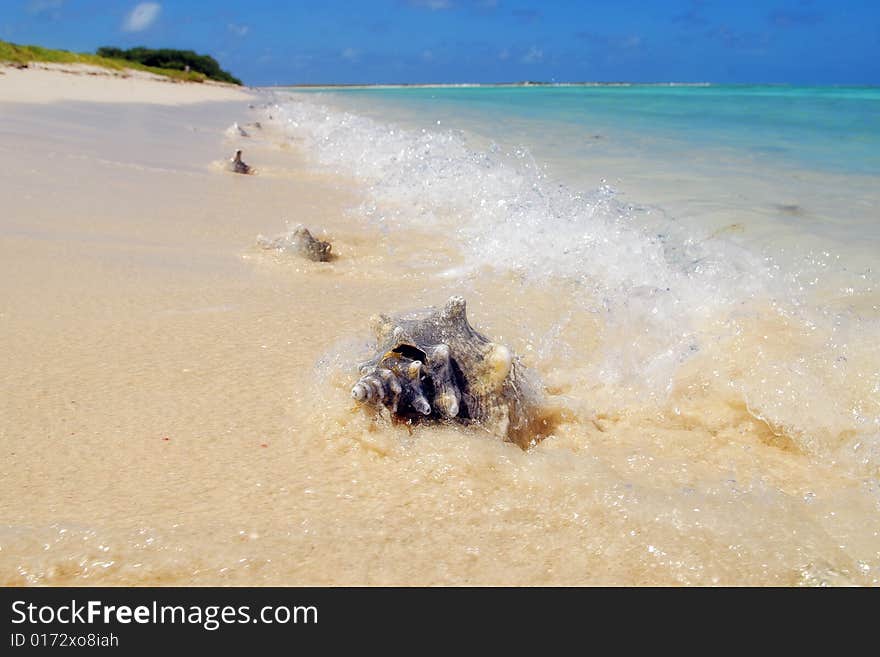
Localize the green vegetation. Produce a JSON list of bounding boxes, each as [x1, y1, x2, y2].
[[0, 40, 241, 85], [96, 47, 242, 85]]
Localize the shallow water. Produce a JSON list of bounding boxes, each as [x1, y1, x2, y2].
[[266, 86, 880, 584], [1, 86, 878, 586]]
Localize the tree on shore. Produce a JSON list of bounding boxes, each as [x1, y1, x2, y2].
[[97, 46, 242, 85]]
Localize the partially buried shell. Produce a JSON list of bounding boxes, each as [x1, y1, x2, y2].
[[351, 296, 535, 446], [257, 225, 332, 262], [230, 149, 252, 174]]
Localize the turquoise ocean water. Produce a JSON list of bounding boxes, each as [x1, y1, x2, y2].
[[281, 84, 880, 255], [292, 84, 880, 175]]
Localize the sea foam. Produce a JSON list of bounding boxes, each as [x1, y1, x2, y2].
[[268, 92, 880, 474]]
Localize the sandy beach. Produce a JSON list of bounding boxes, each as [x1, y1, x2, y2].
[[2, 65, 878, 586], [1, 65, 489, 585]]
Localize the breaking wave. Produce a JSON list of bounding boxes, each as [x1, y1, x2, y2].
[[268, 92, 880, 476]]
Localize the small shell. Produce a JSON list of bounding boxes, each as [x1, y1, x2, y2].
[[290, 226, 332, 262], [226, 122, 249, 138], [230, 149, 252, 174], [257, 225, 332, 262]]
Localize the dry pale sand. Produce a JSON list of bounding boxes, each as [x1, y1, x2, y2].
[[1, 67, 877, 586], [0, 63, 248, 105]]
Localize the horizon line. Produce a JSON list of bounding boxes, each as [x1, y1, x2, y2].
[[259, 81, 880, 90]]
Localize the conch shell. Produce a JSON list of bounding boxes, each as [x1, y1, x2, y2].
[[351, 296, 536, 446]]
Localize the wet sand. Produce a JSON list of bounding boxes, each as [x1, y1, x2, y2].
[[1, 67, 877, 586]]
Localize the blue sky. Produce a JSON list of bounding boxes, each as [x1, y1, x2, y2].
[[2, 1, 878, 85]]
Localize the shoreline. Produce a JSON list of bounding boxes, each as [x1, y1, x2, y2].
[[268, 81, 715, 89], [266, 82, 880, 90]]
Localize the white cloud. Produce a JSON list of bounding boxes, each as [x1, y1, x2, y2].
[[421, 49, 435, 62], [498, 48, 510, 61], [522, 46, 543, 63], [122, 2, 161, 33], [341, 48, 361, 63], [228, 23, 250, 37]]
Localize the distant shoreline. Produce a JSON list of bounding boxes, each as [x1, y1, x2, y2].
[[267, 81, 715, 89], [266, 81, 880, 90]]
